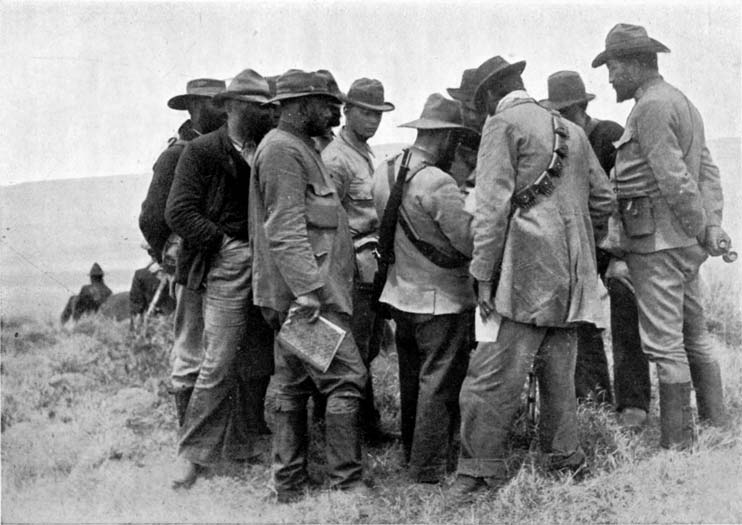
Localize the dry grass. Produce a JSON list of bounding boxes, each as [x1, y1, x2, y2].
[[1, 280, 741, 523]]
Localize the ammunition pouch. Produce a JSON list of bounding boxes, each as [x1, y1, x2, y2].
[[511, 114, 569, 211]]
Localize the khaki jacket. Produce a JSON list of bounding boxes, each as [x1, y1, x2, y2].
[[614, 77, 723, 254], [471, 97, 615, 328], [249, 123, 354, 315], [372, 149, 476, 315]]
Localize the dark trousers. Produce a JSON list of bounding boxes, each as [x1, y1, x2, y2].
[[574, 324, 613, 404], [458, 319, 584, 479], [262, 308, 367, 492], [608, 278, 650, 412], [392, 308, 472, 482]]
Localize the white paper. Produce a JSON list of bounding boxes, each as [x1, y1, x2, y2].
[[475, 306, 501, 343]]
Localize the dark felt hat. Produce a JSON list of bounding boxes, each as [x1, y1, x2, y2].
[[316, 70, 346, 101], [345, 78, 394, 112], [447, 68, 478, 105], [399, 93, 479, 135], [591, 23, 670, 68], [213, 69, 272, 105], [546, 70, 596, 110], [265, 75, 280, 97], [473, 56, 527, 109], [167, 78, 226, 110], [268, 69, 344, 104], [89, 262, 104, 277]]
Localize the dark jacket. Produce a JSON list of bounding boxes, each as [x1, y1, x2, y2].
[[139, 120, 199, 262], [74, 280, 112, 320], [165, 124, 252, 289]]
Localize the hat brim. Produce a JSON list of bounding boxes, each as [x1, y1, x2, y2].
[[399, 118, 480, 136], [473, 60, 527, 109], [591, 39, 670, 68], [345, 98, 395, 112], [213, 92, 272, 105], [167, 94, 213, 110], [549, 93, 596, 111], [267, 92, 343, 105], [447, 87, 476, 103]]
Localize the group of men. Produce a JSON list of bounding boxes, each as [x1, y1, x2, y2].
[[138, 22, 731, 504]]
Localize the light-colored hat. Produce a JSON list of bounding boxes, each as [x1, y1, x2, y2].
[[213, 69, 272, 105], [167, 78, 226, 110], [399, 93, 478, 135], [546, 71, 596, 110], [591, 23, 670, 68]]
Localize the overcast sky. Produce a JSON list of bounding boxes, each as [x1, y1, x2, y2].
[[1, 0, 740, 185]]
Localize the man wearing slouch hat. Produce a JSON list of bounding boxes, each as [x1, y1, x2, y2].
[[372, 93, 479, 484], [592, 23, 730, 449], [449, 56, 614, 501], [322, 77, 396, 445], [250, 69, 369, 503], [166, 69, 276, 489]]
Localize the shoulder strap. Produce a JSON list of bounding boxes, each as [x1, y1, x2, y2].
[[377, 149, 412, 265]]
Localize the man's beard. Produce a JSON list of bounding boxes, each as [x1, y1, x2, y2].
[[198, 109, 226, 134], [237, 113, 273, 143]]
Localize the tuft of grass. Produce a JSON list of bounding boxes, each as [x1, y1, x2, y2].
[[2, 292, 742, 523]]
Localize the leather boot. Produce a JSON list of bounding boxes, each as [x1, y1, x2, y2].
[[659, 382, 695, 449], [172, 387, 193, 427], [324, 410, 363, 490], [689, 360, 726, 426], [273, 408, 310, 503]]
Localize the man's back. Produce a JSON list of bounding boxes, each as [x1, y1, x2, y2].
[[472, 99, 614, 327]]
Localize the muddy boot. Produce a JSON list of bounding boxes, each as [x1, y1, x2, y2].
[[689, 360, 726, 426], [325, 410, 363, 490], [659, 382, 695, 449], [172, 386, 193, 427], [273, 408, 310, 503]]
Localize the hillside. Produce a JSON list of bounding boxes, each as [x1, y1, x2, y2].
[[0, 138, 738, 320]]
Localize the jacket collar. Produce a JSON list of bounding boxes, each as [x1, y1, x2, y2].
[[633, 74, 663, 101], [495, 90, 533, 114]]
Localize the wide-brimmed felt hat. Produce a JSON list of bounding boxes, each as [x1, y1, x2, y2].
[[546, 70, 596, 110], [265, 75, 280, 97], [473, 56, 526, 108], [316, 70, 346, 102], [345, 78, 394, 112], [591, 23, 670, 68], [399, 93, 479, 135], [213, 69, 272, 105], [89, 262, 104, 277], [268, 69, 344, 104], [167, 78, 226, 110], [447, 68, 478, 105]]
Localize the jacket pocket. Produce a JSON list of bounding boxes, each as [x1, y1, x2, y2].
[[348, 177, 373, 202], [306, 182, 339, 229], [619, 196, 655, 238]]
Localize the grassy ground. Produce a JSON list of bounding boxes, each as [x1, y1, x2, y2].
[[2, 282, 742, 523]]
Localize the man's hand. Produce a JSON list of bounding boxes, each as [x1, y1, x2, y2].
[[702, 225, 732, 257], [293, 291, 321, 323], [605, 258, 634, 295], [477, 280, 496, 320]]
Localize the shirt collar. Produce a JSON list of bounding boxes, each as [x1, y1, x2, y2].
[[339, 127, 374, 160], [633, 74, 663, 101], [495, 89, 532, 114], [227, 129, 256, 167]]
